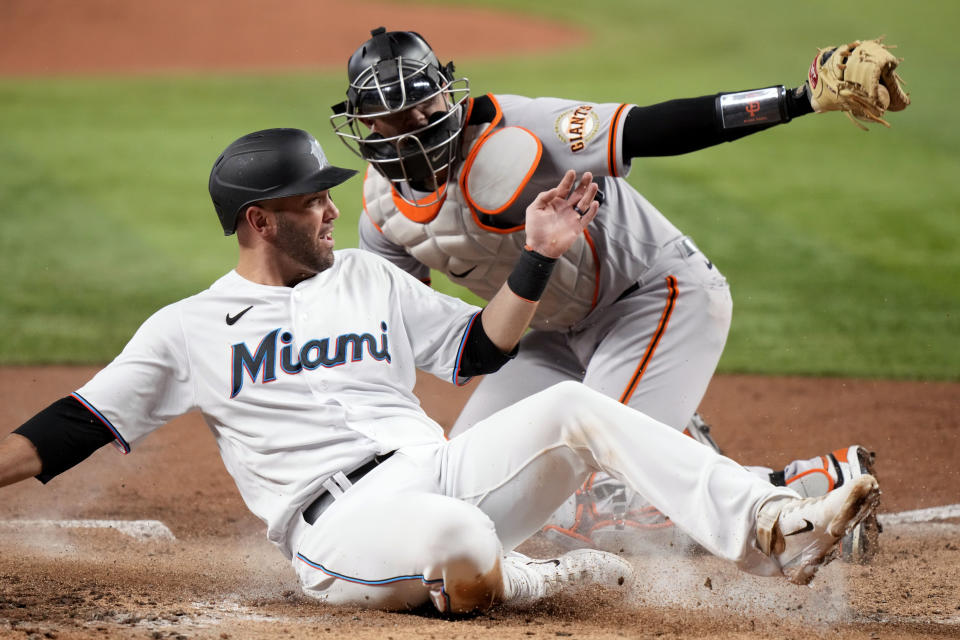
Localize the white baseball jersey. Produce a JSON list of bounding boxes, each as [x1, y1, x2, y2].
[[73, 249, 479, 556], [63, 240, 795, 614]]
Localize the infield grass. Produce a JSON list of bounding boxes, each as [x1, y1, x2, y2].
[[0, 0, 957, 379]]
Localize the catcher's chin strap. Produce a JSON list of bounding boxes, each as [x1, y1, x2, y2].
[[621, 86, 812, 161]]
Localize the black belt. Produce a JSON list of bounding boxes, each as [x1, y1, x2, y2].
[[302, 451, 395, 525]]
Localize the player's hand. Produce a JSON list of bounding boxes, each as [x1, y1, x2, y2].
[[524, 170, 599, 259]]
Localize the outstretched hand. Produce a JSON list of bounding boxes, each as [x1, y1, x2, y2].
[[524, 170, 600, 259]]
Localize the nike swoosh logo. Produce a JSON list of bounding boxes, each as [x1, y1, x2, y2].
[[783, 519, 815, 537], [527, 559, 561, 567], [226, 305, 253, 326], [449, 265, 477, 278]]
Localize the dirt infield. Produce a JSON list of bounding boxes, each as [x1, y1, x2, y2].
[[0, 0, 584, 75], [2, 1, 959, 638], [2, 367, 958, 639]]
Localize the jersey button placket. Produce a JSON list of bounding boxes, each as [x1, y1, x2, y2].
[[290, 288, 326, 394], [292, 289, 309, 322]]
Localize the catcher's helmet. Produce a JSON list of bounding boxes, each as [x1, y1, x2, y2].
[[330, 27, 470, 204], [208, 128, 357, 235]]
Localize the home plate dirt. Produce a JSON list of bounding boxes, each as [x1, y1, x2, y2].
[[1, 367, 958, 639]]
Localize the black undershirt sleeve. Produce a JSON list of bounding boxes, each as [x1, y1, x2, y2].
[[621, 89, 813, 161], [468, 94, 497, 125], [456, 310, 517, 378], [13, 395, 116, 483]]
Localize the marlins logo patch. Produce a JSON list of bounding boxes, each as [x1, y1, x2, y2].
[[554, 105, 600, 153]]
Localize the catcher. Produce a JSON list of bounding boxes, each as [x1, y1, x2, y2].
[[331, 31, 909, 556]]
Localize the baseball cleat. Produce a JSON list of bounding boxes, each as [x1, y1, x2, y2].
[[683, 412, 723, 454], [757, 474, 880, 586], [780, 445, 881, 563], [502, 549, 634, 603], [541, 473, 674, 553]]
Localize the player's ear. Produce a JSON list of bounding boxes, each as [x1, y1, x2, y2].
[[244, 204, 274, 237]]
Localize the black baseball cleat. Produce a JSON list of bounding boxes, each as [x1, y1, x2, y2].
[[757, 474, 881, 585]]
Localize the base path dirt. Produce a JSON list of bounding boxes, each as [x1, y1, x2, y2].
[[0, 0, 585, 75]]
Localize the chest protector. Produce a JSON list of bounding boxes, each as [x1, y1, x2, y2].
[[363, 124, 598, 331]]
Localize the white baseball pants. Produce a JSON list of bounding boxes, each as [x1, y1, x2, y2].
[[451, 235, 732, 435], [292, 382, 795, 612]]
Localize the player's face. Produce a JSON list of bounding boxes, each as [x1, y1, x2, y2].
[[265, 191, 340, 275], [363, 93, 449, 138]]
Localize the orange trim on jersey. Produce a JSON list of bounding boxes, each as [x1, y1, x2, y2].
[[618, 275, 679, 404], [390, 181, 448, 224], [583, 229, 601, 310], [606, 103, 629, 178], [462, 127, 543, 216], [458, 97, 526, 233], [468, 210, 526, 234], [464, 95, 476, 127], [361, 165, 383, 233]]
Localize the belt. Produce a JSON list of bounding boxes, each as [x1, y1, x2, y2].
[[302, 451, 395, 525]]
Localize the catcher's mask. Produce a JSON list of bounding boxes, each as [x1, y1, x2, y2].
[[331, 27, 470, 206], [208, 128, 357, 235]]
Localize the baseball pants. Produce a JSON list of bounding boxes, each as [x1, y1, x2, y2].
[[292, 382, 795, 612]]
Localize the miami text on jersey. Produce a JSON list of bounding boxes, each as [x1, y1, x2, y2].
[[230, 323, 391, 398]]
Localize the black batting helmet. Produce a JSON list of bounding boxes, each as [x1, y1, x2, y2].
[[208, 128, 357, 235], [330, 27, 470, 204]]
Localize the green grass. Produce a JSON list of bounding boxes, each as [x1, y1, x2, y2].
[[1, 0, 957, 379]]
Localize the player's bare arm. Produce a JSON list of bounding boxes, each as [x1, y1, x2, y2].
[[479, 170, 599, 353], [0, 433, 42, 488]]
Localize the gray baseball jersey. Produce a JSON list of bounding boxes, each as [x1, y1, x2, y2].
[[358, 93, 731, 434], [360, 93, 686, 321]]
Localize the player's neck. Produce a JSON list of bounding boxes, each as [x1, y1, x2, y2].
[[235, 248, 316, 288]]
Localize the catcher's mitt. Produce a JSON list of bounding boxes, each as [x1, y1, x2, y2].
[[806, 37, 910, 130]]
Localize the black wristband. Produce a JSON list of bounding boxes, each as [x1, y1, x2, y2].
[[785, 85, 814, 119], [716, 86, 790, 129], [507, 247, 557, 302]]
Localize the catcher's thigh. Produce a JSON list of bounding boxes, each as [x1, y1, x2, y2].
[[576, 245, 732, 429], [294, 457, 504, 613]]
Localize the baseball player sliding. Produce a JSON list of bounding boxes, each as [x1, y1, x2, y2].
[[330, 29, 909, 557], [0, 128, 879, 612]]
